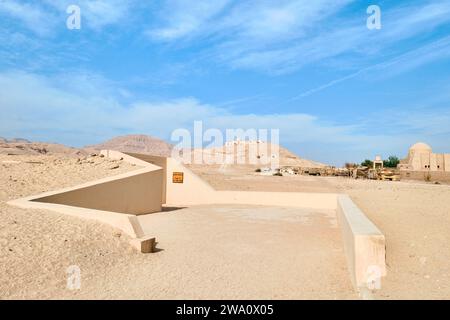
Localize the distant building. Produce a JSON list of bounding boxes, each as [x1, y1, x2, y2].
[[399, 142, 450, 172], [373, 155, 383, 169]]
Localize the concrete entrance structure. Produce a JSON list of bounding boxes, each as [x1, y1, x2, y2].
[[7, 150, 386, 295], [118, 151, 338, 209]]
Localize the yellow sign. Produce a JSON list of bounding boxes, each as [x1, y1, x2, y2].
[[172, 172, 184, 184]]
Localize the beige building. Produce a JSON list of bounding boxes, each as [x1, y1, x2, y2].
[[399, 142, 450, 172]]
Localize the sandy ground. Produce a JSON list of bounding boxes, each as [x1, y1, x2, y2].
[[187, 164, 339, 193], [0, 154, 142, 299], [135, 205, 355, 299], [1, 153, 450, 299]]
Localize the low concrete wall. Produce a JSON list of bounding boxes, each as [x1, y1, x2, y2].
[[8, 198, 146, 238], [337, 194, 386, 291], [101, 150, 154, 168], [400, 170, 450, 183]]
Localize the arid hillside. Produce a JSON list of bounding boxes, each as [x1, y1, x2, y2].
[[86, 134, 173, 157], [0, 137, 86, 157]]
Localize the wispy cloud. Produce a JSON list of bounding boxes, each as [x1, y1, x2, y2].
[[148, 0, 352, 42], [0, 0, 56, 36], [147, 0, 232, 40], [146, 0, 450, 75], [43, 0, 136, 30], [2, 0, 449, 76], [292, 35, 450, 99], [0, 0, 136, 36]]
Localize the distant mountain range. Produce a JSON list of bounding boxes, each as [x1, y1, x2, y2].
[[0, 137, 84, 156], [1, 134, 326, 167], [0, 137, 31, 143], [85, 134, 173, 157]]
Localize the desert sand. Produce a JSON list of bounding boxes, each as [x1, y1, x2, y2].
[[0, 153, 141, 299], [1, 151, 450, 299]]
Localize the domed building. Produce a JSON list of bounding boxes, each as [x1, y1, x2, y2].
[[399, 142, 450, 172]]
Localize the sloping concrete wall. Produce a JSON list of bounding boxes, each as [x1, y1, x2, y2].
[[122, 153, 219, 205], [123, 153, 169, 203], [8, 198, 146, 238], [101, 150, 157, 167], [34, 168, 163, 215], [165, 157, 217, 205]]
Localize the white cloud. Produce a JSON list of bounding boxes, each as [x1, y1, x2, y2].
[[291, 35, 450, 99], [148, 0, 232, 40], [1, 70, 448, 165], [381, 1, 450, 41], [148, 0, 352, 42], [146, 0, 450, 74], [0, 0, 136, 36], [218, 0, 351, 42], [234, 0, 450, 73], [3, 0, 449, 76], [43, 0, 136, 30], [0, 0, 56, 36]]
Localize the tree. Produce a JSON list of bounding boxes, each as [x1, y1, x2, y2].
[[383, 156, 400, 168], [361, 159, 373, 168]]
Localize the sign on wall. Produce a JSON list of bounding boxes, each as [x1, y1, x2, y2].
[[172, 172, 184, 184]]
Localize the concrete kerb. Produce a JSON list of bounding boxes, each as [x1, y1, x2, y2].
[[130, 236, 156, 253]]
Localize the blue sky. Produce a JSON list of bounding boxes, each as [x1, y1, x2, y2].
[[1, 0, 450, 165]]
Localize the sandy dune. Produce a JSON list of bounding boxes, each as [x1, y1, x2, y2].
[[0, 154, 140, 299]]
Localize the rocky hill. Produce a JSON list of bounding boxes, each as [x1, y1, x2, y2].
[[85, 134, 173, 157], [0, 138, 85, 157], [186, 141, 327, 168]]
